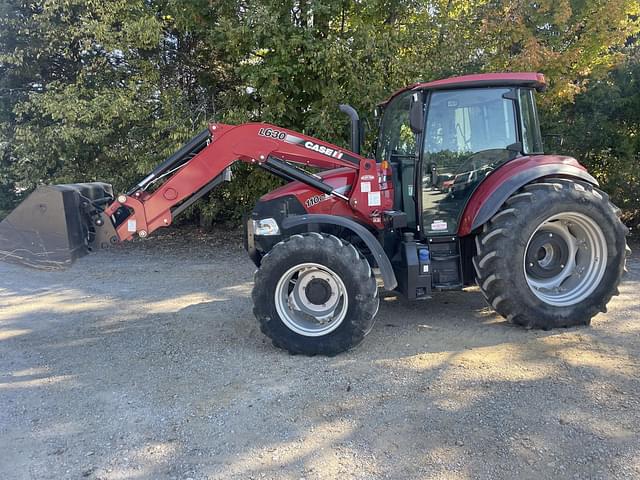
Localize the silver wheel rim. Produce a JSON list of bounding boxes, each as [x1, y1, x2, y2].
[[524, 212, 607, 307], [274, 262, 349, 337]]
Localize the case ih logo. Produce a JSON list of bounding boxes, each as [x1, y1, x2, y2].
[[304, 141, 344, 160]]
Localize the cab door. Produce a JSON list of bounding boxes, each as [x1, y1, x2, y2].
[[375, 91, 419, 229], [420, 88, 519, 236]]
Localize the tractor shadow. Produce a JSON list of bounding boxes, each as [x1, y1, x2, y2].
[[363, 286, 555, 358], [0, 246, 638, 479]]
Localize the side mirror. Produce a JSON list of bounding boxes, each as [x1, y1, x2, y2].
[[409, 92, 425, 134], [373, 106, 382, 128], [543, 134, 564, 154]]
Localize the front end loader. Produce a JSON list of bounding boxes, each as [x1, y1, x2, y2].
[[0, 182, 115, 269], [1, 72, 630, 355]]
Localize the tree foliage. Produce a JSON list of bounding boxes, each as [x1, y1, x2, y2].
[[545, 45, 640, 229], [1, 0, 639, 223]]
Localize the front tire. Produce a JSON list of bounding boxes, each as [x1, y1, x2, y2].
[[252, 233, 379, 355], [474, 179, 627, 329]]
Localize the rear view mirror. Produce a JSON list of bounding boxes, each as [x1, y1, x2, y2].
[[409, 92, 425, 134]]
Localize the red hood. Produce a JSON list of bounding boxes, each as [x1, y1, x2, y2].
[[260, 167, 356, 201]]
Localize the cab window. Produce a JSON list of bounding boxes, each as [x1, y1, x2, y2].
[[375, 91, 417, 163], [421, 88, 519, 235], [519, 88, 544, 154], [424, 88, 517, 161]]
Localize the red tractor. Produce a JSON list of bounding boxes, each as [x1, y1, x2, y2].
[[0, 72, 629, 355]]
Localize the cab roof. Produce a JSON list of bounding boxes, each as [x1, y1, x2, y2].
[[379, 72, 546, 107]]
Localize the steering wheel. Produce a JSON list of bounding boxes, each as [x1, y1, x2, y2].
[[455, 149, 516, 175], [448, 149, 517, 191], [453, 152, 482, 179]]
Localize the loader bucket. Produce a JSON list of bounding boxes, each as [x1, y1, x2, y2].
[[0, 182, 114, 270]]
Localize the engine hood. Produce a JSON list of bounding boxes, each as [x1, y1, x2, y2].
[[260, 167, 356, 202]]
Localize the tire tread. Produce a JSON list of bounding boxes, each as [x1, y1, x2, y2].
[[473, 178, 628, 329], [252, 232, 379, 356]]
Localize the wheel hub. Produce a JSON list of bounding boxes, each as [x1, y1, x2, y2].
[[523, 212, 607, 307], [274, 263, 349, 337], [525, 231, 569, 279], [305, 278, 333, 305]]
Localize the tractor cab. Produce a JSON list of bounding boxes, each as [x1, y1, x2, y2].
[[375, 73, 545, 237]]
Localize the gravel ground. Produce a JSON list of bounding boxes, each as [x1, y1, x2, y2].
[[1, 228, 639, 480]]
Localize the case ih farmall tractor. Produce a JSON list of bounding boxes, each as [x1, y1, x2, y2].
[[0, 72, 629, 355]]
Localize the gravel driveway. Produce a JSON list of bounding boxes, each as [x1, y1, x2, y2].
[[1, 229, 639, 480]]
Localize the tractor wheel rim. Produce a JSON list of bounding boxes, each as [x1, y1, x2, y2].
[[524, 212, 607, 307], [275, 263, 349, 337]]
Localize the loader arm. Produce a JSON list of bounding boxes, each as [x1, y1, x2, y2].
[[104, 123, 391, 242]]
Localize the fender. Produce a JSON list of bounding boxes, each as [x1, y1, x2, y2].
[[458, 156, 598, 236], [281, 214, 398, 290]]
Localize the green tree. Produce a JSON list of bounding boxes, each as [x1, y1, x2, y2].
[[481, 0, 640, 105], [1, 0, 639, 225], [0, 0, 236, 218], [544, 45, 640, 229]]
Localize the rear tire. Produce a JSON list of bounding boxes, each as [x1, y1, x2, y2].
[[474, 179, 627, 329], [252, 233, 379, 355]]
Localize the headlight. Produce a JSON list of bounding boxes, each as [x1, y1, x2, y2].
[[253, 218, 280, 236]]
